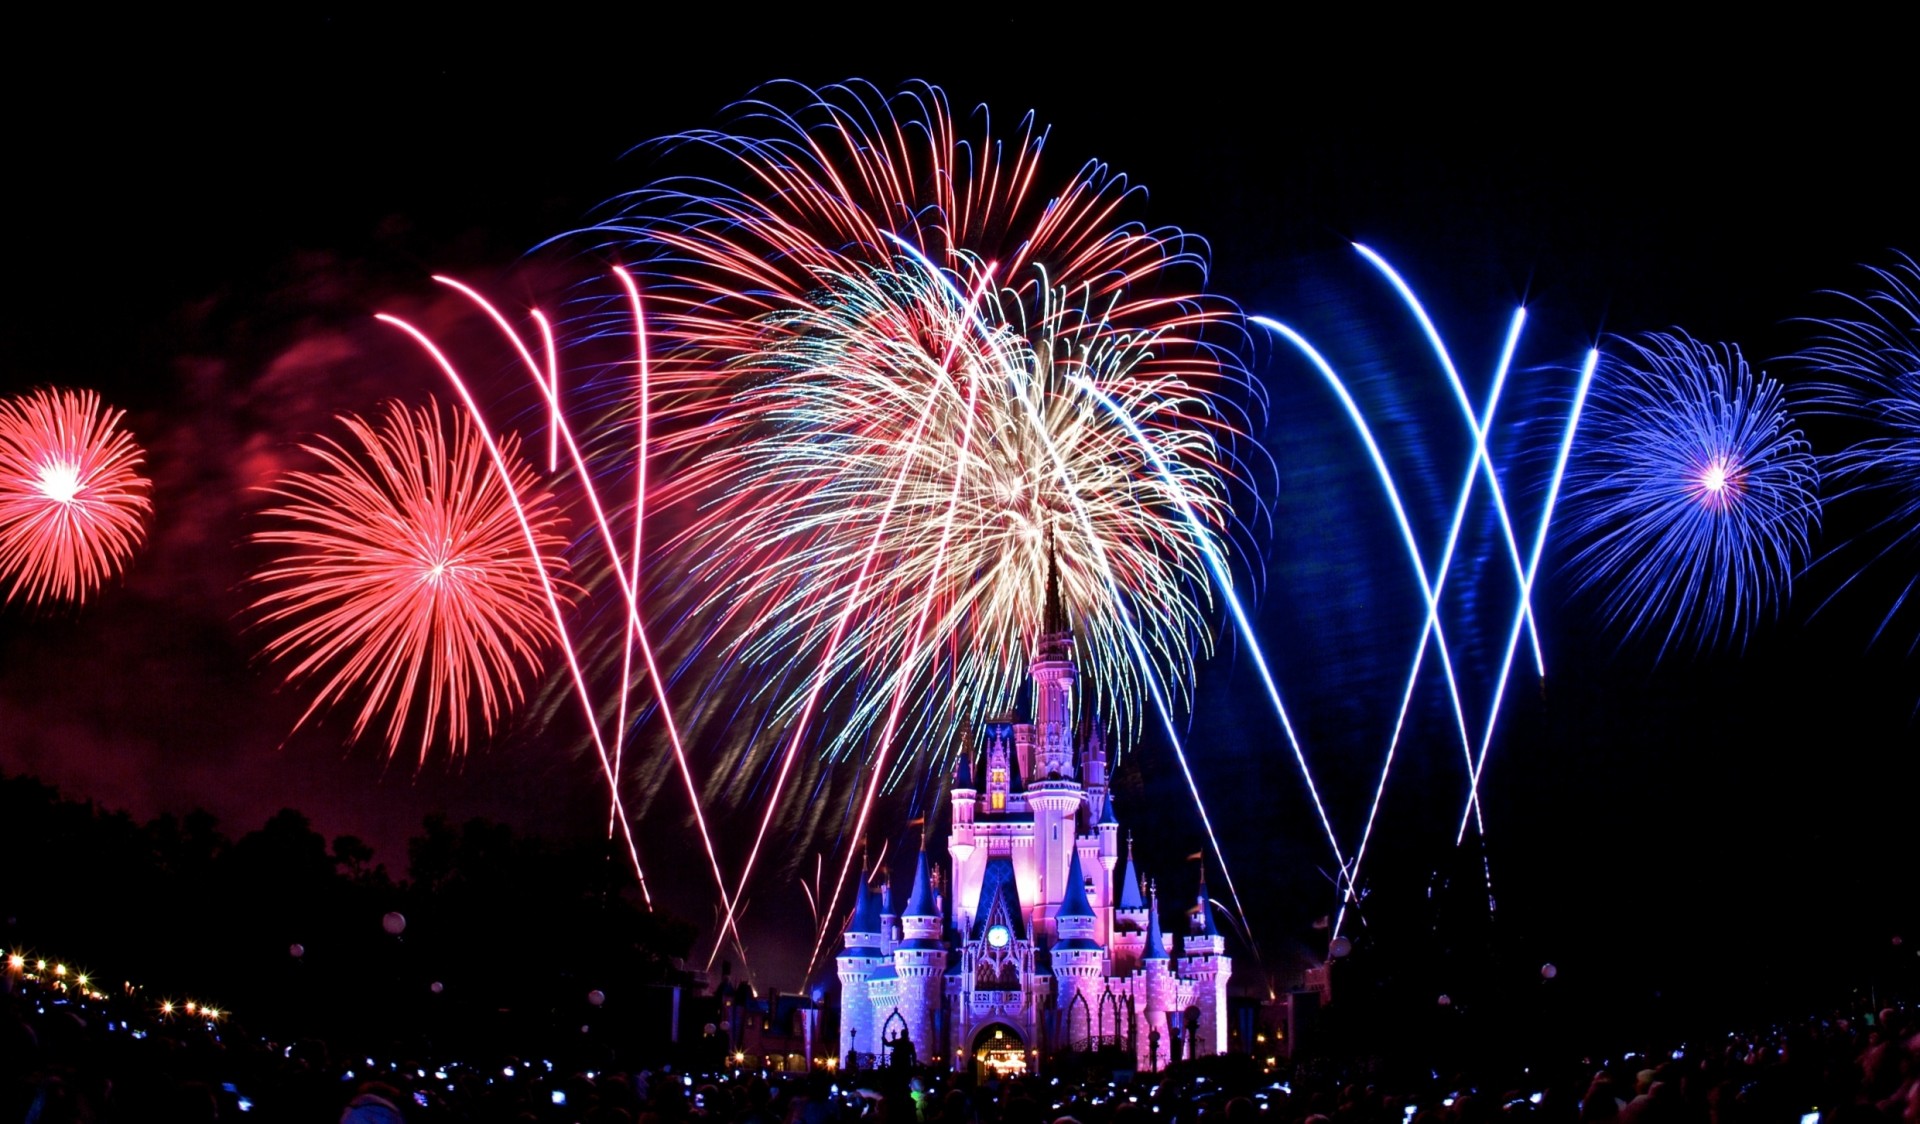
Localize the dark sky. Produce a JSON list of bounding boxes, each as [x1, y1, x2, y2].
[[4, 14, 1916, 1017]]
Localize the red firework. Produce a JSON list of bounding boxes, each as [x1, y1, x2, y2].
[[0, 387, 152, 605], [250, 399, 569, 761]]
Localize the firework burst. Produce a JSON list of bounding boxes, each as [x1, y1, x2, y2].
[[250, 399, 570, 761], [1562, 331, 1819, 658], [568, 79, 1248, 797], [1797, 253, 1920, 650], [0, 387, 151, 605], [674, 261, 1228, 771], [556, 79, 1253, 966]]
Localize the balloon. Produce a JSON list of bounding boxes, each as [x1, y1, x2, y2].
[[1328, 936, 1352, 959], [429, 981, 444, 994], [1541, 963, 1558, 980], [587, 989, 606, 1007], [288, 943, 305, 959], [1437, 994, 1452, 1006], [381, 912, 406, 935]]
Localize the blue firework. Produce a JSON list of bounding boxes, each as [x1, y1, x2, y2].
[[1561, 331, 1820, 657], [1798, 253, 1920, 649]]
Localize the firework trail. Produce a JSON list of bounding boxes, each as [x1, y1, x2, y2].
[[554, 81, 1270, 957], [379, 279, 740, 950], [1561, 331, 1819, 659], [1457, 347, 1597, 843], [1797, 253, 1920, 650], [249, 400, 571, 763], [1252, 246, 1597, 926], [0, 388, 151, 605]]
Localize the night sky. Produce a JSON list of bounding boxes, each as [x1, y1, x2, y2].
[[5, 14, 1916, 1023]]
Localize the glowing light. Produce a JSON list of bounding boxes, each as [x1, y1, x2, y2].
[[0, 387, 151, 604], [36, 460, 82, 504], [249, 400, 572, 761], [1797, 252, 1920, 648], [1561, 332, 1817, 658]]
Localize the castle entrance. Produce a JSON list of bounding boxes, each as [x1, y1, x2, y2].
[[972, 1023, 1028, 1078]]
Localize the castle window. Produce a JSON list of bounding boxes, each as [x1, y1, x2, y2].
[[977, 958, 1017, 990]]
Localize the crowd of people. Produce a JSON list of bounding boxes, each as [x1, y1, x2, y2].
[[6, 953, 1916, 1124]]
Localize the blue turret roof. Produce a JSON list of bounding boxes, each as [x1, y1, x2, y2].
[[1096, 793, 1118, 826], [1143, 886, 1170, 960], [1117, 837, 1145, 911], [1195, 867, 1220, 937], [903, 841, 938, 918], [1056, 849, 1095, 919], [850, 870, 882, 934], [955, 751, 973, 789]]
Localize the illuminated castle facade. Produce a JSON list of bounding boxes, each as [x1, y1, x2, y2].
[[836, 558, 1231, 1074]]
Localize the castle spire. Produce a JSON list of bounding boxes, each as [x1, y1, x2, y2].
[[1143, 882, 1169, 960], [849, 866, 882, 934], [1117, 833, 1145, 911], [903, 835, 938, 919], [1057, 847, 1095, 919], [1043, 527, 1068, 638]]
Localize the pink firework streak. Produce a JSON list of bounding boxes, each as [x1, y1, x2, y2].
[[0, 388, 152, 605], [370, 282, 750, 951], [250, 400, 571, 765]]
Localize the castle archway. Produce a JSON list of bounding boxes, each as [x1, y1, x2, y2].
[[971, 1023, 1027, 1078]]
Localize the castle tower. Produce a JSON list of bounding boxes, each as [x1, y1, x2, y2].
[[1110, 835, 1148, 973], [835, 870, 888, 1061], [1080, 723, 1109, 806], [1094, 796, 1120, 944], [982, 721, 1015, 814], [1051, 848, 1105, 1050], [1180, 866, 1232, 1057], [949, 747, 978, 866], [892, 841, 948, 1061], [1139, 885, 1175, 1071], [879, 871, 900, 950]]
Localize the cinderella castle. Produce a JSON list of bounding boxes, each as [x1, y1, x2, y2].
[[837, 555, 1231, 1075]]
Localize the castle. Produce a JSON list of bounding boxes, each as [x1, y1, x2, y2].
[[837, 555, 1231, 1075]]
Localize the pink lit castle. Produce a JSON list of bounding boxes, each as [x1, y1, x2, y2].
[[837, 553, 1231, 1075]]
